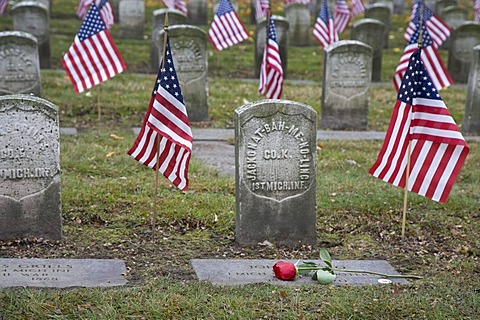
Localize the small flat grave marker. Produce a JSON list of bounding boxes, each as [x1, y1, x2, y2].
[[191, 259, 408, 286], [0, 258, 128, 288]]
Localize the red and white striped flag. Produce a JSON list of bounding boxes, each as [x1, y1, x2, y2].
[[334, 0, 351, 34], [370, 49, 469, 203], [128, 36, 193, 191], [77, 0, 114, 29], [404, 0, 450, 49], [0, 0, 8, 15], [209, 0, 248, 51], [259, 18, 284, 99], [475, 0, 480, 23], [62, 4, 125, 93], [255, 0, 269, 21], [313, 0, 338, 48], [350, 0, 364, 16], [163, 0, 188, 15], [394, 24, 452, 92]]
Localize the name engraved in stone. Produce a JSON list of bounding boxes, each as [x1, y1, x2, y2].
[[330, 53, 368, 97], [1, 263, 72, 282], [172, 39, 205, 80], [0, 46, 38, 91], [243, 119, 313, 200]]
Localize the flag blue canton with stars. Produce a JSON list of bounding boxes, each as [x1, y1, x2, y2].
[[268, 18, 278, 42], [216, 0, 234, 16], [78, 5, 106, 42], [153, 37, 184, 104], [408, 23, 433, 47], [319, 0, 333, 22], [397, 49, 441, 103]]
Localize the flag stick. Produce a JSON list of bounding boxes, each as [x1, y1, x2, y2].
[[401, 2, 424, 238], [152, 13, 170, 230], [97, 84, 101, 121]]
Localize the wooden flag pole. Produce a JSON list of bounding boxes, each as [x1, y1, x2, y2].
[[97, 84, 101, 121], [401, 2, 424, 238], [152, 13, 170, 230]]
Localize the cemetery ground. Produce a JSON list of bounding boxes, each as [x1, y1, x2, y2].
[[1, 0, 479, 318]]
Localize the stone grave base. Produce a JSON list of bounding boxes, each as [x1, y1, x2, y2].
[[191, 259, 409, 286], [0, 258, 128, 288]]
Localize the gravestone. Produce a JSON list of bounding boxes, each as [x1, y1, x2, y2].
[[392, 0, 405, 14], [0, 94, 62, 240], [191, 259, 409, 286], [213, 0, 238, 15], [110, 0, 119, 22], [368, 0, 393, 13], [463, 45, 480, 133], [11, 1, 50, 69], [235, 100, 317, 245], [0, 258, 127, 288], [187, 0, 207, 25], [285, 2, 311, 47], [254, 15, 289, 77], [364, 3, 391, 48], [435, 0, 457, 17], [351, 18, 386, 82], [440, 6, 467, 50], [0, 31, 41, 97], [150, 8, 187, 73], [321, 40, 372, 130], [447, 22, 480, 84], [250, 0, 256, 24], [118, 0, 145, 39], [157, 25, 209, 122]]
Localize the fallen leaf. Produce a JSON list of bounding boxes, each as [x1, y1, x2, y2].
[[106, 151, 115, 158], [110, 133, 124, 140]]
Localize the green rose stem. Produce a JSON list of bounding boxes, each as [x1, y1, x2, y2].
[[297, 266, 423, 279]]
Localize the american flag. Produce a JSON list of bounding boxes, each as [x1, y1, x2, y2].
[[163, 0, 188, 15], [209, 0, 249, 51], [259, 18, 284, 99], [313, 0, 338, 48], [394, 22, 452, 92], [62, 4, 125, 93], [350, 0, 364, 17], [255, 0, 269, 21], [475, 0, 480, 23], [334, 0, 351, 34], [285, 0, 310, 5], [77, 0, 114, 29], [128, 36, 193, 191], [404, 0, 450, 49], [0, 0, 8, 15], [370, 49, 469, 203]]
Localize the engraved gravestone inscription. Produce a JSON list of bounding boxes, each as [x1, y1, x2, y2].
[[0, 95, 61, 240], [235, 100, 317, 245], [0, 31, 41, 96]]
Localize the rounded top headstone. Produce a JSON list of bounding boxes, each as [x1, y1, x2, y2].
[[0, 31, 38, 44], [11, 1, 49, 12]]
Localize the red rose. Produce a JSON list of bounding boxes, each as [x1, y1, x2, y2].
[[273, 261, 297, 281]]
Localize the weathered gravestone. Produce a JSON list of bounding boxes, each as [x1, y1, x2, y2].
[[463, 45, 480, 133], [435, 0, 457, 18], [285, 2, 311, 47], [255, 15, 289, 77], [187, 0, 207, 25], [440, 6, 467, 50], [0, 258, 128, 288], [118, 0, 144, 39], [11, 1, 50, 69], [235, 100, 317, 246], [110, 0, 119, 22], [392, 0, 405, 14], [364, 3, 391, 48], [0, 94, 61, 240], [368, 0, 394, 13], [150, 8, 187, 73], [447, 22, 480, 84], [351, 18, 386, 82], [321, 40, 372, 130], [191, 259, 409, 286], [0, 31, 41, 97], [156, 25, 209, 122]]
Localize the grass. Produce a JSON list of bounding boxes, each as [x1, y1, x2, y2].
[[1, 0, 480, 319]]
